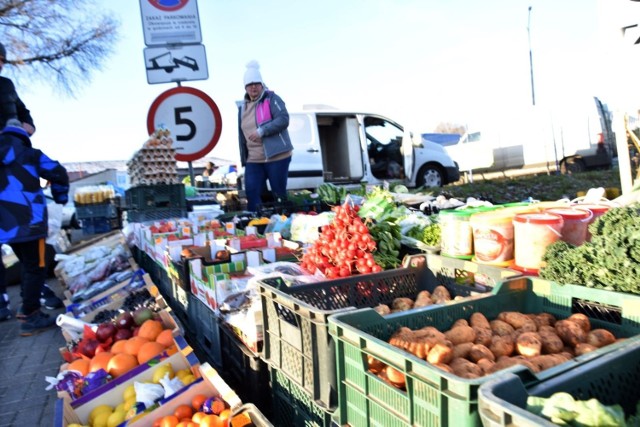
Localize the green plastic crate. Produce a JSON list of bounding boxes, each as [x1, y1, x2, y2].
[[328, 277, 640, 427], [478, 340, 640, 427], [258, 255, 517, 410], [270, 366, 337, 427]]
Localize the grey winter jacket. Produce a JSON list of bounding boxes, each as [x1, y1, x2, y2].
[[238, 90, 293, 166]]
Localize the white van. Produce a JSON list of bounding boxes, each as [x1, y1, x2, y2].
[[440, 97, 614, 176], [277, 108, 460, 191]]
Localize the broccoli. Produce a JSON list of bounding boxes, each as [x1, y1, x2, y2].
[[540, 203, 640, 294]]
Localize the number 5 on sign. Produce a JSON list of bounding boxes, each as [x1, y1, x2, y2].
[[147, 86, 222, 162]]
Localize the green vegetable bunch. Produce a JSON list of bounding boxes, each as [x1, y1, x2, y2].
[[368, 219, 401, 269], [540, 204, 640, 294], [527, 392, 626, 426], [422, 222, 441, 247]]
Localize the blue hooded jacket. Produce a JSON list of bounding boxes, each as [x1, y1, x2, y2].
[[0, 125, 69, 244]]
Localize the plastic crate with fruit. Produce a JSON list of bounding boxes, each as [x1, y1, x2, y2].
[[258, 254, 517, 410], [478, 340, 640, 427], [327, 276, 640, 427]]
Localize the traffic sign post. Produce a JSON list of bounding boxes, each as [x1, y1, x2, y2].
[[147, 87, 222, 162], [144, 44, 209, 84], [139, 0, 202, 46]]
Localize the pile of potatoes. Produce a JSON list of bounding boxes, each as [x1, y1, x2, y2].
[[372, 285, 473, 315], [369, 310, 621, 390]]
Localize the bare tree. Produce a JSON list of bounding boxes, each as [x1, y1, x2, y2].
[[0, 0, 119, 93]]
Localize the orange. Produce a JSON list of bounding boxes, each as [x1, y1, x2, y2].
[[156, 329, 174, 347], [89, 351, 113, 373], [191, 412, 206, 424], [106, 353, 138, 378], [110, 339, 127, 354], [138, 319, 164, 341], [191, 394, 208, 412], [198, 415, 222, 427], [176, 422, 198, 427], [124, 336, 150, 357], [137, 341, 166, 365], [159, 415, 180, 427], [218, 409, 231, 425], [67, 359, 90, 377], [173, 404, 193, 420]]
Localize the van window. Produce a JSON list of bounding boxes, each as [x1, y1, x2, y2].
[[364, 117, 404, 179]]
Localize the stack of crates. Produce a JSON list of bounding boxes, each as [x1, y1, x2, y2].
[[76, 202, 118, 235], [125, 183, 187, 223]]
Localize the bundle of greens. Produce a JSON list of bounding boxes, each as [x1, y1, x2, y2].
[[540, 203, 640, 294], [527, 392, 627, 426]]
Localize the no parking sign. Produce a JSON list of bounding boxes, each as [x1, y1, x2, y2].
[[147, 86, 222, 162]]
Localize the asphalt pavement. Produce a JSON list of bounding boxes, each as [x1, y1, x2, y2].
[[0, 278, 66, 427]]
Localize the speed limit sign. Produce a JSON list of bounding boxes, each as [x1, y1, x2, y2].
[[147, 86, 222, 162]]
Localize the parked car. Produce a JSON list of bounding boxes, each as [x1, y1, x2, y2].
[[43, 188, 79, 229]]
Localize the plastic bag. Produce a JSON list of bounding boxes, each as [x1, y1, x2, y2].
[[46, 202, 63, 246]]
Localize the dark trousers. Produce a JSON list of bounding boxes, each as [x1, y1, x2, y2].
[[244, 156, 292, 211], [0, 239, 46, 315]]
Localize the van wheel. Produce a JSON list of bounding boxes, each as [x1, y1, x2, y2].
[[560, 157, 585, 175], [416, 164, 444, 188]]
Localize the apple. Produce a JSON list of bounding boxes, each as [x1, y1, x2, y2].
[[115, 312, 134, 330], [114, 328, 132, 341], [79, 338, 100, 358], [95, 322, 117, 343]]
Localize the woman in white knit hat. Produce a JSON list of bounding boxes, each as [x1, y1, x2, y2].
[[238, 60, 293, 212]]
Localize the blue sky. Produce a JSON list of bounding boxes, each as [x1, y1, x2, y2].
[[10, 0, 640, 164]]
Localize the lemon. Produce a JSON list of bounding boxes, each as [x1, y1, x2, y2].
[[123, 384, 136, 401], [67, 424, 84, 427], [152, 364, 174, 383], [114, 403, 125, 414], [175, 368, 191, 380], [93, 411, 111, 427], [180, 374, 196, 385], [107, 410, 125, 427], [89, 405, 113, 424], [123, 396, 137, 412]]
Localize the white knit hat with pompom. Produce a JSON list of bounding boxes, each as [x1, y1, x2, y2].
[[243, 60, 264, 87]]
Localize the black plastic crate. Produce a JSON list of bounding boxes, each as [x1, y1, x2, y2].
[[126, 208, 186, 223], [125, 184, 186, 210], [80, 216, 119, 235], [76, 203, 117, 219], [219, 324, 272, 419]]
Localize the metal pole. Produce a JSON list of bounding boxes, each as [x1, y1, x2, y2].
[[528, 6, 536, 106]]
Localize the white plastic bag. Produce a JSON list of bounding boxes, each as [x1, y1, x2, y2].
[[46, 202, 63, 246]]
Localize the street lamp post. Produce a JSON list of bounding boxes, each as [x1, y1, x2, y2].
[[528, 6, 536, 106]]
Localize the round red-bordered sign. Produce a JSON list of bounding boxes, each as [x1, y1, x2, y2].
[[147, 86, 222, 162], [147, 0, 189, 12]]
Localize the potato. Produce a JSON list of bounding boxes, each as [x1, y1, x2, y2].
[[444, 325, 476, 345], [476, 358, 496, 375], [385, 366, 406, 389], [575, 343, 598, 356], [406, 337, 431, 359], [538, 325, 556, 335], [433, 363, 454, 373], [586, 329, 616, 348], [535, 313, 557, 327], [539, 331, 564, 354], [490, 319, 515, 337], [367, 355, 386, 374], [555, 319, 587, 347], [413, 291, 433, 308], [431, 285, 451, 302], [389, 327, 413, 350], [469, 344, 496, 363], [473, 326, 493, 347], [567, 313, 591, 333], [470, 312, 491, 329], [392, 297, 414, 312], [528, 354, 571, 371], [414, 326, 446, 343], [452, 342, 474, 360], [499, 312, 536, 330], [489, 335, 515, 358], [516, 332, 542, 357], [373, 304, 391, 316], [452, 319, 469, 328], [488, 356, 538, 374], [427, 340, 454, 365], [450, 357, 484, 379]]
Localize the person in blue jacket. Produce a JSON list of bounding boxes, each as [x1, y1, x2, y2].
[[0, 119, 69, 335], [238, 60, 293, 212]]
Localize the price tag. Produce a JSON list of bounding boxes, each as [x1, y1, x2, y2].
[[246, 251, 262, 267], [225, 222, 236, 235], [182, 226, 191, 238], [267, 232, 282, 248], [245, 226, 257, 236], [229, 238, 241, 252]]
